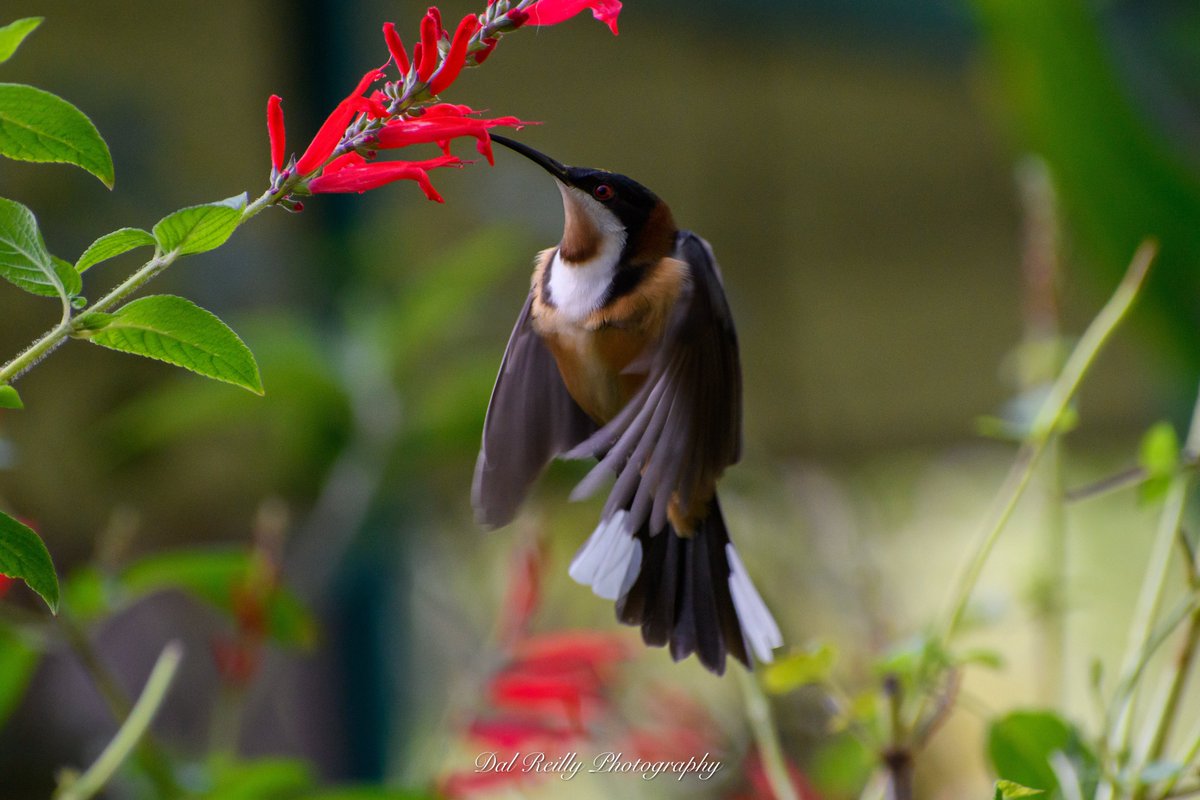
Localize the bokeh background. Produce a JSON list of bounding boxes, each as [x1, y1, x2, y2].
[[1, 0, 1200, 797]]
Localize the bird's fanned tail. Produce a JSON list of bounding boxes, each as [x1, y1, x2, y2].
[[569, 496, 781, 675]]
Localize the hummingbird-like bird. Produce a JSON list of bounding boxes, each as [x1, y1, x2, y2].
[[473, 135, 782, 674]]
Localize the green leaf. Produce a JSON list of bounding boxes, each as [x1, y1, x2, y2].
[[993, 779, 1044, 799], [0, 196, 72, 301], [51, 255, 80, 297], [762, 642, 837, 694], [1139, 422, 1180, 477], [203, 757, 314, 800], [0, 510, 58, 612], [84, 295, 263, 394], [0, 17, 42, 64], [0, 83, 113, 187], [987, 711, 1097, 794], [76, 227, 156, 273], [0, 625, 39, 727], [61, 565, 112, 624], [120, 549, 316, 648], [0, 385, 21, 409], [152, 194, 245, 256]]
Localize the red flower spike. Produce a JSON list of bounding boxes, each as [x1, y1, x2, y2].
[[382, 22, 410, 75], [376, 114, 528, 165], [324, 151, 367, 174], [418, 11, 441, 82], [267, 94, 286, 172], [528, 0, 622, 35], [472, 37, 499, 65], [295, 66, 387, 175], [307, 155, 462, 200], [428, 14, 481, 95]]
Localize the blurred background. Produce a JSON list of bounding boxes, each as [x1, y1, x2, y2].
[[1, 0, 1200, 797]]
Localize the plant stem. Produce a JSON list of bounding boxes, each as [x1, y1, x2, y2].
[[934, 239, 1156, 651], [55, 642, 183, 800], [738, 669, 799, 800], [57, 614, 182, 798]]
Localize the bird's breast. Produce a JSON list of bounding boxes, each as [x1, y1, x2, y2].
[[530, 250, 689, 424]]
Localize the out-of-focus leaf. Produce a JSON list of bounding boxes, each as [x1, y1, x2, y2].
[[75, 227, 156, 273], [993, 779, 1044, 799], [959, 648, 1005, 670], [84, 295, 263, 394], [0, 385, 21, 409], [762, 642, 837, 694], [809, 733, 875, 798], [0, 83, 113, 186], [0, 625, 39, 726], [203, 757, 314, 800], [0, 510, 58, 612], [1140, 422, 1180, 477], [973, 0, 1200, 375], [987, 711, 1097, 794], [61, 565, 112, 624], [0, 17, 42, 63], [152, 195, 245, 255], [120, 549, 316, 648]]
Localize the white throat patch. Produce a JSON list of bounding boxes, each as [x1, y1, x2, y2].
[[547, 184, 627, 323]]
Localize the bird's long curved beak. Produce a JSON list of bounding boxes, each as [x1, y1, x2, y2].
[[490, 134, 571, 183]]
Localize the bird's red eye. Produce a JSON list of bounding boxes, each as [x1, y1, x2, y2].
[[593, 183, 615, 201]]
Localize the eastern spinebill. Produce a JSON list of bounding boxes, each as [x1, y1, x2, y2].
[[473, 134, 782, 674]]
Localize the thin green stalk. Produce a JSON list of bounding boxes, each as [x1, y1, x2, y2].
[[55, 642, 183, 800], [897, 240, 1155, 751], [738, 669, 799, 800], [935, 239, 1156, 650], [1103, 380, 1200, 800]]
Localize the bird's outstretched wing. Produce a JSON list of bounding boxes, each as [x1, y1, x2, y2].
[[472, 290, 597, 529], [564, 230, 743, 535]]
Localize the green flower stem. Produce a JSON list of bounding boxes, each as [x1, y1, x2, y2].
[[1121, 379, 1200, 800], [55, 642, 183, 800], [911, 239, 1156, 736], [937, 239, 1156, 648], [57, 613, 182, 798], [738, 669, 799, 800]]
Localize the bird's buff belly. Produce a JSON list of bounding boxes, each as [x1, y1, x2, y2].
[[539, 325, 651, 424]]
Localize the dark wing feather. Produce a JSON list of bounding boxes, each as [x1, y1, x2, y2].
[[565, 230, 742, 535], [472, 291, 596, 529]]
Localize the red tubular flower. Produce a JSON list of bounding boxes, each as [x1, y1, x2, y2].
[[307, 155, 462, 200], [418, 10, 441, 82], [295, 66, 387, 175], [428, 14, 482, 95], [382, 22, 410, 74], [266, 94, 286, 172], [376, 112, 528, 165], [528, 0, 622, 34], [472, 36, 499, 65]]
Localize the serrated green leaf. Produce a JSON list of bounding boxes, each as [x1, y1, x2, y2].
[[1139, 422, 1180, 478], [153, 195, 245, 256], [0, 18, 42, 64], [994, 779, 1044, 799], [762, 642, 837, 694], [0, 510, 58, 612], [121, 549, 316, 648], [0, 626, 39, 727], [0, 196, 71, 301], [76, 227, 156, 273], [0, 83, 113, 187], [0, 385, 21, 409], [85, 295, 263, 393]]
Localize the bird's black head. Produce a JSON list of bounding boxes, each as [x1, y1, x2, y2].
[[491, 134, 677, 265]]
